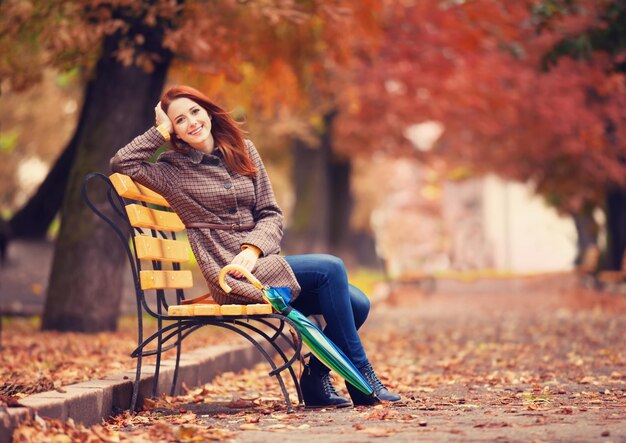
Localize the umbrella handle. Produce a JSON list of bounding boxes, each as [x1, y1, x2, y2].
[[218, 264, 265, 293]]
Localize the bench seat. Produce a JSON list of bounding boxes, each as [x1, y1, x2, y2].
[[168, 303, 273, 316]]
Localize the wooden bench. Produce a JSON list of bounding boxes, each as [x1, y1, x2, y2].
[[82, 172, 303, 412]]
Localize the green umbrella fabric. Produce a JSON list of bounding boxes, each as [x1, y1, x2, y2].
[[219, 265, 375, 397]]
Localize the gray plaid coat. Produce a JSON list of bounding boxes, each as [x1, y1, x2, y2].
[[110, 127, 301, 305]]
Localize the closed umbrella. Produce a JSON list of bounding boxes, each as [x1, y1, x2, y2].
[[219, 264, 375, 397]]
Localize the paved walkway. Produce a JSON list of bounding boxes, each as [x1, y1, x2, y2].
[[111, 287, 626, 442], [0, 240, 54, 313]]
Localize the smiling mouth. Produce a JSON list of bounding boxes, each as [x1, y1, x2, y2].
[[189, 125, 203, 136]]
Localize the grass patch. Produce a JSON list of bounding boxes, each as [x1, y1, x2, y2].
[[348, 267, 387, 297]]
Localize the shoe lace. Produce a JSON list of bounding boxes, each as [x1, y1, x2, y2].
[[321, 372, 340, 396], [363, 364, 386, 392]]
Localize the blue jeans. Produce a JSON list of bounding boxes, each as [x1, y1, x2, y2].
[[284, 254, 370, 369]]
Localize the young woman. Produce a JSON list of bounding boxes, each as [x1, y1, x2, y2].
[[110, 85, 400, 408]]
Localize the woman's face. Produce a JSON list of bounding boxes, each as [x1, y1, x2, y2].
[[167, 97, 213, 149]]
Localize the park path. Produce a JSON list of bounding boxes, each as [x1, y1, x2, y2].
[[81, 283, 626, 443], [5, 247, 626, 442], [0, 240, 54, 314]]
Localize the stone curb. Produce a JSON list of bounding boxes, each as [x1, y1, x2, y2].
[[0, 341, 266, 443]]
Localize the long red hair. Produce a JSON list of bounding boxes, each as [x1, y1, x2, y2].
[[160, 85, 257, 177]]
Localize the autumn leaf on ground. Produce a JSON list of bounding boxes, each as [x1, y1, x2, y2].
[[357, 426, 400, 437], [365, 408, 399, 420]]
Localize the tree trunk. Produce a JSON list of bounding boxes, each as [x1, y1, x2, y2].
[[285, 134, 331, 254], [326, 138, 381, 268], [41, 32, 171, 332], [284, 111, 380, 267], [327, 152, 351, 253], [605, 187, 626, 270], [320, 111, 382, 267], [571, 208, 599, 266], [9, 123, 81, 239]]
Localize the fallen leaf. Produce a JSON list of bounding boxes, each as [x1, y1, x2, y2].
[[227, 398, 256, 409], [358, 426, 398, 437]]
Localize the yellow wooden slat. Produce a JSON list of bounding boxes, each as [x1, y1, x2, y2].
[[193, 304, 221, 316], [109, 173, 170, 207], [167, 303, 273, 317], [168, 305, 195, 316], [219, 305, 247, 315], [126, 204, 185, 232], [134, 235, 188, 262], [140, 270, 193, 290], [246, 304, 273, 315]]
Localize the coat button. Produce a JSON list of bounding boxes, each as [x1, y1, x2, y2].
[[224, 182, 232, 189], [228, 208, 237, 215]]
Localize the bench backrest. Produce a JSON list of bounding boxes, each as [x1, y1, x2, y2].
[[84, 172, 272, 317], [108, 173, 193, 312]]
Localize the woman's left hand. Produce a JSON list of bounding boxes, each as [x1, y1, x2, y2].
[[228, 248, 259, 278]]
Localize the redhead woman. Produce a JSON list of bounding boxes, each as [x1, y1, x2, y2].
[[110, 85, 400, 408]]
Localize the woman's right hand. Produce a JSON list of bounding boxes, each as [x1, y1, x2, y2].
[[155, 102, 173, 134]]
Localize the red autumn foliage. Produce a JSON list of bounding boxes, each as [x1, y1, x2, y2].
[[335, 0, 626, 213]]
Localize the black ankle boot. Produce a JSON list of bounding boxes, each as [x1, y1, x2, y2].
[[346, 363, 401, 406], [300, 359, 352, 409]]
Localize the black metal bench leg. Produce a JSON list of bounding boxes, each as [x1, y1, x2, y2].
[[270, 320, 304, 406], [218, 322, 295, 412], [170, 322, 183, 396], [131, 353, 143, 412], [244, 318, 304, 406], [152, 317, 163, 399]]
